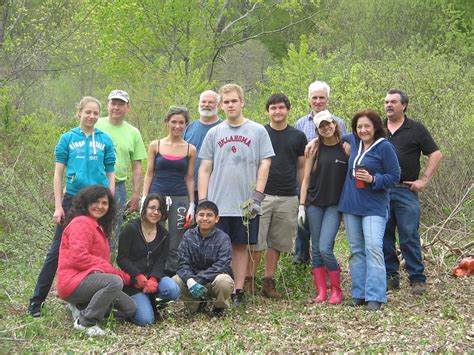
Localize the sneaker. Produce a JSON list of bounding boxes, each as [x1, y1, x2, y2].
[[231, 289, 246, 306], [28, 301, 42, 318], [349, 298, 366, 307], [74, 319, 107, 337], [210, 307, 225, 318], [66, 303, 81, 321], [386, 277, 400, 291], [262, 277, 283, 299], [367, 301, 382, 311], [410, 281, 426, 295]]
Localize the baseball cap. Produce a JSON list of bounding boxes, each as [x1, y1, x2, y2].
[[107, 90, 130, 103], [313, 110, 334, 128]]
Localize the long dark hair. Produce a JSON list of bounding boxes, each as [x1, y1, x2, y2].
[[312, 121, 343, 172], [141, 193, 168, 222], [351, 109, 387, 141], [65, 185, 117, 237]]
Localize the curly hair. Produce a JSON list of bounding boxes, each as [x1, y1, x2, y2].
[[141, 193, 168, 222], [65, 185, 117, 238]]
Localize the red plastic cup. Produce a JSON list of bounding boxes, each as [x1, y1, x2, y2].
[[355, 165, 367, 189], [355, 178, 365, 189]]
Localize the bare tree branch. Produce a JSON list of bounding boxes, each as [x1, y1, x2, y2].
[[215, 0, 231, 34], [219, 10, 321, 50]]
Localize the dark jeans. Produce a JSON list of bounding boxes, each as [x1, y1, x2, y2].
[[65, 273, 136, 327], [294, 218, 311, 262], [383, 188, 426, 283], [30, 193, 74, 304]]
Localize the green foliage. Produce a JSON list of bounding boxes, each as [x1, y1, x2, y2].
[[256, 36, 325, 123]]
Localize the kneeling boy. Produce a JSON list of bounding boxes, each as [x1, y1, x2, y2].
[[173, 201, 234, 317]]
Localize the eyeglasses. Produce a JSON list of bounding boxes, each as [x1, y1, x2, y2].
[[146, 206, 162, 213]]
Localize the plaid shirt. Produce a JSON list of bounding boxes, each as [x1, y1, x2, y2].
[[177, 226, 232, 285], [295, 111, 347, 141]]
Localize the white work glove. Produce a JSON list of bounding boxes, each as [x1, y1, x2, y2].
[[139, 196, 146, 212], [186, 278, 197, 288], [297, 205, 306, 230]]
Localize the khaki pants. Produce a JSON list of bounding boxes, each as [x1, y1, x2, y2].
[[173, 274, 234, 312]]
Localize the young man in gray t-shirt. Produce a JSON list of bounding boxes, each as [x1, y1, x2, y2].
[[198, 84, 274, 306]]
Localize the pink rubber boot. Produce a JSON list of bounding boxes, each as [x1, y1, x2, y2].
[[310, 267, 327, 303]]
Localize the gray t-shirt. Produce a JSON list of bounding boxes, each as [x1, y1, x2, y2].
[[199, 119, 275, 216]]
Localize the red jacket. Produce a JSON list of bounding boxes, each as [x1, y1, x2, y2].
[[57, 215, 130, 299]]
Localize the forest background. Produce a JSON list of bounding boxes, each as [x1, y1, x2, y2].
[[0, 0, 472, 352]]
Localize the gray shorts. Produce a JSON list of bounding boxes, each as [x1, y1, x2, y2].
[[252, 195, 298, 252]]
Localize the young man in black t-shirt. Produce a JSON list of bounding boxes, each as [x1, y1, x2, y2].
[[245, 93, 307, 298]]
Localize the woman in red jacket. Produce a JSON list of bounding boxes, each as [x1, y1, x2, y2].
[[57, 185, 136, 337]]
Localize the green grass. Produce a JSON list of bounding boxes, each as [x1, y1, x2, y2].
[[1, 231, 472, 352]]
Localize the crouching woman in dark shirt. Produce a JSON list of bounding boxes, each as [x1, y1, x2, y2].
[[117, 193, 180, 326]]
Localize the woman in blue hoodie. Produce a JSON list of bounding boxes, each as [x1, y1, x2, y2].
[[338, 109, 400, 311], [28, 96, 116, 317]]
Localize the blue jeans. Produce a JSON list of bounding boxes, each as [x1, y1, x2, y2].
[[384, 188, 426, 283], [306, 205, 341, 270], [110, 181, 127, 252], [294, 219, 311, 262], [130, 277, 180, 326], [30, 193, 74, 304], [344, 213, 387, 303]]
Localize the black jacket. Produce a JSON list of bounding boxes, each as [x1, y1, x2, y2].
[[117, 218, 169, 296]]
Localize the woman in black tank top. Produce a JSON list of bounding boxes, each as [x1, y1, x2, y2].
[[142, 107, 197, 275], [298, 110, 348, 305]]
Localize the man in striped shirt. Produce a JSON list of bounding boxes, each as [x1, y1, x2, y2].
[[293, 80, 346, 265]]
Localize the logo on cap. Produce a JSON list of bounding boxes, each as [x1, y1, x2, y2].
[[108, 90, 130, 103]]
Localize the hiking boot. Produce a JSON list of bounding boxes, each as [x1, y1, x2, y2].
[[410, 281, 426, 295], [387, 277, 400, 291], [231, 289, 246, 306], [243, 276, 256, 295], [28, 301, 43, 318], [349, 298, 366, 307], [262, 277, 283, 299], [367, 301, 382, 311], [74, 319, 107, 337], [210, 307, 225, 318]]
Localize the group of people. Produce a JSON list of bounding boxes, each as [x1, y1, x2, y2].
[[26, 81, 441, 335]]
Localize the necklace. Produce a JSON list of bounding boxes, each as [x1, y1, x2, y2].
[[141, 222, 156, 242]]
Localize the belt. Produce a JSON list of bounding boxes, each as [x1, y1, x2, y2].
[[393, 183, 410, 189]]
